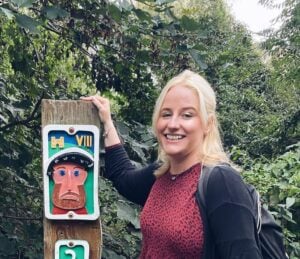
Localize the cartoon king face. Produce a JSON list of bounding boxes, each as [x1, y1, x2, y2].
[[47, 151, 93, 215]]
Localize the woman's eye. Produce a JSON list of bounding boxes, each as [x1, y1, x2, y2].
[[73, 170, 80, 177], [182, 113, 193, 119], [59, 170, 65, 176], [161, 111, 171, 117]]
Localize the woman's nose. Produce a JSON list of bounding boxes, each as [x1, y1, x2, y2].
[[167, 116, 180, 129]]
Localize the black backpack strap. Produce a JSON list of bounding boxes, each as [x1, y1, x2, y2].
[[246, 183, 262, 232], [197, 165, 213, 209], [196, 164, 229, 259], [196, 165, 214, 259], [197, 164, 230, 208]]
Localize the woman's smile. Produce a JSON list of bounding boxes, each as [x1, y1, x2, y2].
[[165, 134, 185, 141]]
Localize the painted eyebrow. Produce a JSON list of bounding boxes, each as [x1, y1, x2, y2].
[[54, 166, 66, 169], [72, 166, 86, 171]]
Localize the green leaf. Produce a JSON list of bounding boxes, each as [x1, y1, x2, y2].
[[117, 201, 140, 229], [134, 0, 154, 4], [116, 121, 130, 136], [189, 49, 208, 70], [0, 7, 15, 19], [102, 248, 127, 259], [114, 0, 133, 11], [156, 0, 176, 5], [0, 236, 16, 253], [286, 197, 295, 208], [108, 4, 122, 23], [42, 6, 69, 19], [192, 43, 208, 51], [180, 15, 200, 31], [136, 50, 150, 62], [133, 8, 151, 22], [10, 0, 34, 8], [15, 14, 41, 34]]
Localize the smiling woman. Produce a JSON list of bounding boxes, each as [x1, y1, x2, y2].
[[81, 70, 263, 258]]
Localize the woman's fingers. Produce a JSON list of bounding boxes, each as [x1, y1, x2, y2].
[[81, 96, 99, 108], [81, 96, 107, 106], [80, 96, 93, 101], [80, 95, 112, 124]]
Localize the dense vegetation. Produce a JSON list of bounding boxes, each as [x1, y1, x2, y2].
[[0, 0, 299, 258]]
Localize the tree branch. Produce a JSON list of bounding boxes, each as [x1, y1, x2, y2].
[[0, 93, 44, 132]]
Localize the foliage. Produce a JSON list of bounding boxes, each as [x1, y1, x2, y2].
[[99, 177, 142, 258], [0, 0, 299, 258], [1, 0, 297, 158], [0, 9, 94, 258], [259, 0, 300, 153], [241, 143, 300, 258]]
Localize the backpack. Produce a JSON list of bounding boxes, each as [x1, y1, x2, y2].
[[196, 164, 288, 259]]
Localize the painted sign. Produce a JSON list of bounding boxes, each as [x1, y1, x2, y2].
[[43, 125, 99, 220], [55, 240, 89, 259]]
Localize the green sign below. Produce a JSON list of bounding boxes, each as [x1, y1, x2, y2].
[[55, 240, 89, 259]]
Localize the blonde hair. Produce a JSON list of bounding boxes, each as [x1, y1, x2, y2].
[[152, 70, 229, 177]]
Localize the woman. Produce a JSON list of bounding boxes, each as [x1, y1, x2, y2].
[[81, 70, 261, 258]]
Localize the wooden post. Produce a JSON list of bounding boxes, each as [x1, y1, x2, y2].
[[42, 100, 102, 259]]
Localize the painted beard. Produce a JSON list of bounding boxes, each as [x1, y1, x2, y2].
[[52, 184, 86, 210]]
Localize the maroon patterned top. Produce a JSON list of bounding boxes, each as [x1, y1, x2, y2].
[[140, 163, 204, 258]]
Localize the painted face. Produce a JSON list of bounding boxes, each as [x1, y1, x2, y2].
[[156, 85, 205, 162], [52, 162, 87, 210]]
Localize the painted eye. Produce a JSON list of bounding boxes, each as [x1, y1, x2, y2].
[[73, 170, 80, 177], [59, 170, 66, 176]]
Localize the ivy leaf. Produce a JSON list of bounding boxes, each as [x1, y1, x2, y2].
[[15, 14, 41, 34], [10, 0, 34, 8], [0, 7, 15, 19], [189, 49, 208, 70], [286, 197, 295, 209], [108, 4, 122, 23], [42, 6, 69, 20], [134, 0, 153, 4], [116, 121, 130, 136], [180, 15, 200, 31], [0, 235, 16, 254], [133, 8, 151, 22], [136, 50, 150, 62], [102, 248, 127, 259], [156, 0, 176, 5], [117, 201, 140, 229], [113, 0, 133, 11]]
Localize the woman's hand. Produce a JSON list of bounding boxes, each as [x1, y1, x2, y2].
[[80, 95, 121, 147], [80, 95, 112, 126]]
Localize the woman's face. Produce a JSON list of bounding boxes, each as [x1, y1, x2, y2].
[[156, 85, 205, 162]]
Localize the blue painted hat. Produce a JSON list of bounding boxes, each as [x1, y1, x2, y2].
[[46, 148, 94, 176]]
